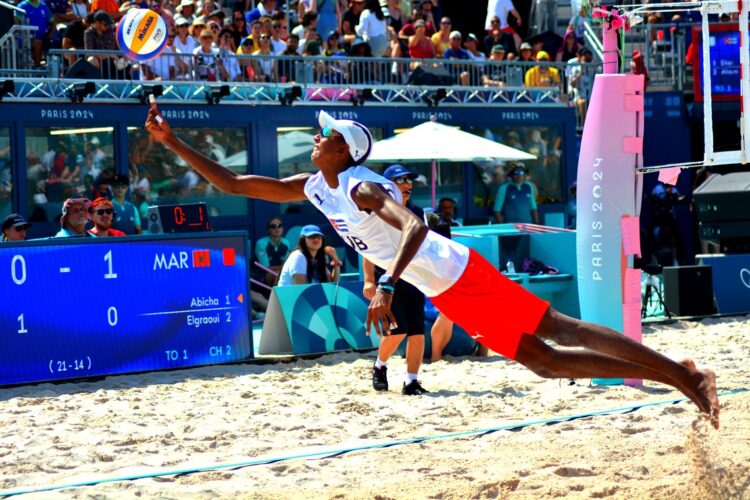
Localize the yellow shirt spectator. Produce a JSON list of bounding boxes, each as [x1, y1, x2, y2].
[[430, 32, 450, 58], [524, 50, 561, 87]]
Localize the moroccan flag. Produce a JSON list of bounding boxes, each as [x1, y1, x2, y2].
[[222, 247, 236, 266], [192, 249, 211, 267]]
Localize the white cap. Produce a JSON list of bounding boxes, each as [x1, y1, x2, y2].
[[317, 110, 373, 164]]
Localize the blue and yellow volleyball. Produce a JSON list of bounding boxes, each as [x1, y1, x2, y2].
[[117, 8, 168, 61]]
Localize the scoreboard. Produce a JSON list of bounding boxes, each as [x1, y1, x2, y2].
[[0, 232, 253, 386], [693, 24, 743, 102]]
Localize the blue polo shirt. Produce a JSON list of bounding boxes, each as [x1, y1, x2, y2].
[[16, 0, 53, 39], [494, 181, 538, 223]]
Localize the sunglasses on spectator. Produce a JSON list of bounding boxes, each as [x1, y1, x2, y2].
[[260, 35, 269, 40], [491, 19, 499, 23], [233, 16, 243, 21], [268, 223, 283, 229], [441, 21, 451, 25], [393, 176, 413, 185], [12, 225, 29, 232], [94, 208, 114, 215]]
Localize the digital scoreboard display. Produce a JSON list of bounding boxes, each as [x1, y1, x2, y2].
[[0, 232, 253, 386], [693, 24, 743, 102]]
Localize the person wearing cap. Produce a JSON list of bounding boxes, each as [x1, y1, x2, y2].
[[524, 49, 560, 88], [277, 225, 341, 286], [146, 104, 721, 426], [2, 214, 31, 242], [84, 10, 121, 78], [430, 16, 452, 57], [110, 175, 142, 235], [463, 33, 485, 62], [442, 30, 472, 85], [190, 16, 207, 38], [55, 197, 93, 238], [364, 164, 428, 395], [493, 163, 539, 224], [174, 15, 198, 58], [406, 18, 434, 59], [88, 197, 126, 237], [483, 44, 506, 87], [175, 0, 195, 24]]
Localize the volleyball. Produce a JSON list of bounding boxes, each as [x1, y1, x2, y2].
[[117, 8, 168, 62]]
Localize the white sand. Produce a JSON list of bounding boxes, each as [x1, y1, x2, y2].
[[1, 316, 749, 499]]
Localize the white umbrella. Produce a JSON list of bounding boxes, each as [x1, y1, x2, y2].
[[367, 120, 536, 206]]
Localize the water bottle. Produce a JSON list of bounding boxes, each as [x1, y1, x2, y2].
[[506, 259, 516, 274]]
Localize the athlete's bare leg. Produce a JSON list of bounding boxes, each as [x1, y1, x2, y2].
[[430, 313, 453, 362], [378, 334, 406, 363], [514, 308, 720, 428], [405, 334, 425, 375]]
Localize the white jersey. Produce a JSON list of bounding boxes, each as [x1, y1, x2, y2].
[[304, 166, 470, 297]]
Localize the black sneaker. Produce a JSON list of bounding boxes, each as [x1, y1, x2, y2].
[[372, 365, 388, 391], [402, 380, 429, 396]]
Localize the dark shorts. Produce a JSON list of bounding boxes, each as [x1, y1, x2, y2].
[[430, 249, 550, 359], [387, 294, 426, 337]]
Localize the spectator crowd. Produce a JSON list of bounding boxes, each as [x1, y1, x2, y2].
[[6, 0, 595, 104]]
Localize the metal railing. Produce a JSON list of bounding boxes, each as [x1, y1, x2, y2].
[[0, 25, 39, 78]]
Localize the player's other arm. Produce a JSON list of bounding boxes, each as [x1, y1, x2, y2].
[[352, 182, 428, 283], [145, 101, 309, 203]]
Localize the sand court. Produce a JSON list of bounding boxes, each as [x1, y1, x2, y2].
[[1, 316, 748, 499]]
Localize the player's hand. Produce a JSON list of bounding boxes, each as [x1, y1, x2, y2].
[[362, 282, 376, 300], [144, 96, 173, 143], [365, 290, 397, 338]]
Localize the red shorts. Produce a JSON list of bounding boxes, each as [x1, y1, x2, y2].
[[430, 249, 550, 360]]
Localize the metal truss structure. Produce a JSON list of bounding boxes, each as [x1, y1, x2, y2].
[[0, 78, 564, 108]]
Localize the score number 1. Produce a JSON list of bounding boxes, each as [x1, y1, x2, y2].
[[104, 250, 118, 326]]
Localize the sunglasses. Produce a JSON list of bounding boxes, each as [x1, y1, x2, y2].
[[12, 225, 29, 232], [321, 125, 337, 138], [259, 36, 269, 40], [94, 208, 114, 215], [233, 16, 243, 21], [268, 223, 283, 229], [491, 19, 499, 23], [305, 234, 323, 239], [393, 176, 413, 185]]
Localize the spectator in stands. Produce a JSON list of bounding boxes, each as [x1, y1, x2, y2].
[[246, 0, 277, 24], [175, 0, 196, 24], [483, 43, 506, 86], [245, 19, 262, 47], [400, 9, 435, 40], [193, 28, 229, 81], [494, 163, 539, 224], [431, 16, 451, 57], [341, 0, 365, 45], [355, 0, 387, 57], [464, 33, 484, 61], [84, 10, 120, 78], [88, 197, 125, 237], [269, 19, 287, 54], [383, 0, 403, 34], [190, 16, 207, 39], [62, 11, 93, 64], [173, 16, 197, 60], [485, 0, 522, 49], [567, 7, 586, 45], [91, 0, 124, 21], [556, 29, 579, 62], [2, 214, 31, 242], [198, 0, 217, 19], [349, 37, 375, 81], [206, 8, 225, 29], [228, 10, 246, 46], [416, 0, 435, 28], [272, 10, 290, 41], [55, 197, 92, 237], [15, 0, 54, 68], [524, 50, 560, 88], [141, 31, 177, 80], [297, 39, 322, 82], [292, 10, 317, 40], [255, 215, 290, 285], [110, 175, 142, 234], [252, 31, 278, 81], [151, 1, 176, 33], [566, 46, 593, 123], [443, 31, 471, 85], [70, 0, 89, 19], [365, 164, 428, 395], [277, 33, 298, 81], [277, 224, 341, 286], [437, 197, 461, 226], [298, 0, 340, 49], [483, 15, 514, 57], [407, 19, 434, 59], [218, 28, 243, 81]]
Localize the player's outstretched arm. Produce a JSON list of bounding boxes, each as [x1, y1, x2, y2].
[[144, 100, 308, 203]]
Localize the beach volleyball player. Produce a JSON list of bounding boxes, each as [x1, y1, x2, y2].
[[145, 104, 720, 428]]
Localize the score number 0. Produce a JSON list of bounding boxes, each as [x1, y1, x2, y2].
[[10, 251, 120, 333]]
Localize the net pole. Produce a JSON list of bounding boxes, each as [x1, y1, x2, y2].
[[740, 0, 750, 163], [701, 6, 716, 163]]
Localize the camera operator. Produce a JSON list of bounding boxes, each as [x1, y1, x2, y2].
[[649, 182, 687, 267]]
